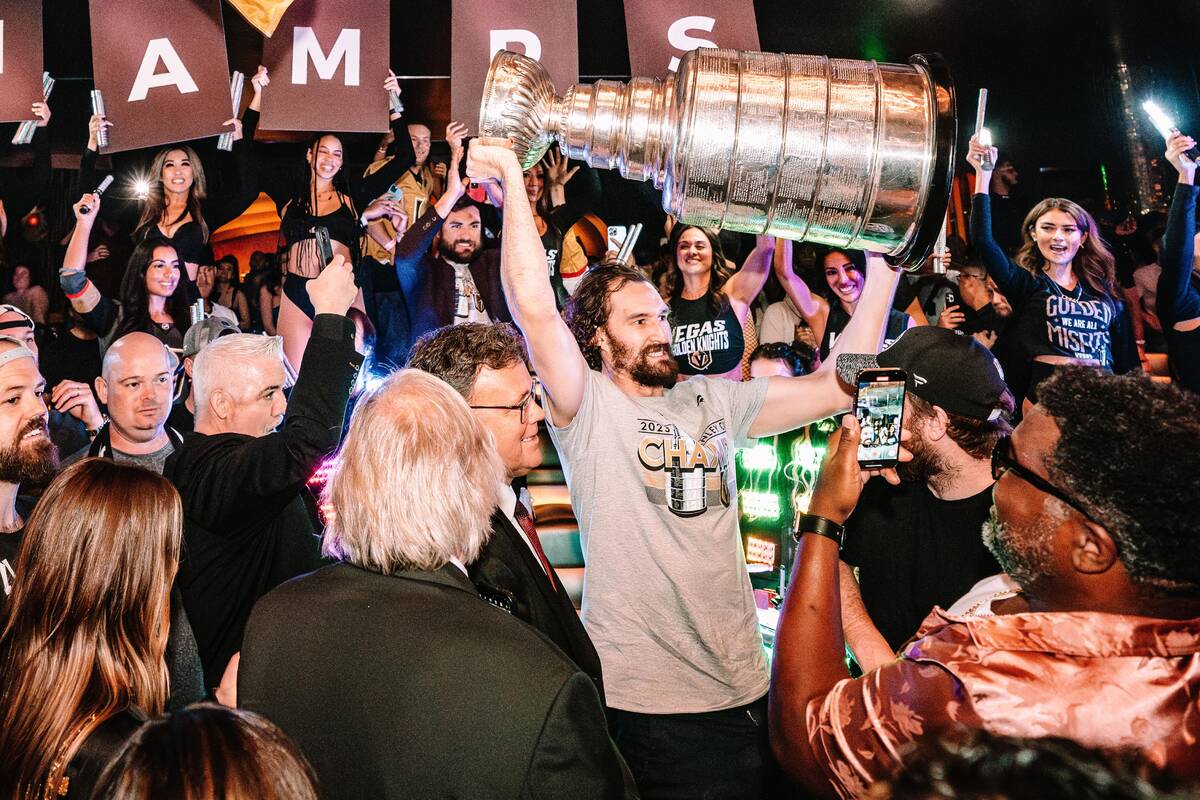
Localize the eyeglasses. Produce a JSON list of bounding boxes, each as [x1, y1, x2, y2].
[[991, 436, 1097, 523], [469, 379, 543, 424]]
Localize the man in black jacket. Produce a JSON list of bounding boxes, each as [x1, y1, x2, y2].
[[165, 254, 362, 704], [393, 131, 510, 354], [407, 322, 604, 700], [238, 369, 634, 799]]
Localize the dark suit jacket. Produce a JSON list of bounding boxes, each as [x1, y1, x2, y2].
[[238, 562, 636, 800], [471, 509, 605, 703], [394, 205, 511, 345]]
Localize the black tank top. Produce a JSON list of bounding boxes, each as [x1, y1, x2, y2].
[[670, 296, 745, 376], [820, 303, 910, 360]]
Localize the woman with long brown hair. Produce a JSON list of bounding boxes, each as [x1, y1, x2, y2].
[[658, 223, 774, 380], [0, 458, 182, 799], [968, 134, 1138, 405]]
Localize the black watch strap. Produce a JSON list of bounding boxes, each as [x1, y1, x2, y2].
[[792, 513, 846, 548]]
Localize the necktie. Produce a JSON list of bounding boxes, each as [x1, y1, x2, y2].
[[513, 500, 557, 590]]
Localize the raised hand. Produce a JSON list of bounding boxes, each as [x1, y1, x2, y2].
[[1165, 132, 1197, 180], [251, 65, 270, 93], [384, 69, 401, 96], [73, 194, 101, 223], [543, 146, 579, 187], [465, 138, 521, 184], [446, 121, 469, 156], [223, 118, 243, 142], [967, 134, 997, 176], [87, 114, 113, 151], [306, 254, 358, 317]]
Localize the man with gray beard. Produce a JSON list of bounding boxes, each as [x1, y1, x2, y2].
[[770, 366, 1200, 798]]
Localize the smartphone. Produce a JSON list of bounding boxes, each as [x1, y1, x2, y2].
[[385, 182, 405, 204], [854, 368, 907, 469], [313, 225, 334, 267]]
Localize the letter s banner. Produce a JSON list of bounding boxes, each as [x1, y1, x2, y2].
[[623, 0, 760, 78]]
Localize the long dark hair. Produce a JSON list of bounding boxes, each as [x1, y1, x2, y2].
[[0, 459, 180, 798], [279, 134, 359, 274], [659, 225, 732, 320], [114, 237, 193, 340], [1015, 198, 1119, 301], [137, 145, 208, 243]]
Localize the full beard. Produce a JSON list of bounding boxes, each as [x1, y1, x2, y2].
[[981, 504, 1056, 589], [0, 418, 60, 485], [439, 238, 479, 264], [609, 332, 679, 389]]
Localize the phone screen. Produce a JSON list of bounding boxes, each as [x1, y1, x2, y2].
[[855, 371, 906, 466]]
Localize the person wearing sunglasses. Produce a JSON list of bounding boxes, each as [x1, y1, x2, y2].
[[770, 365, 1200, 798], [406, 321, 604, 703]]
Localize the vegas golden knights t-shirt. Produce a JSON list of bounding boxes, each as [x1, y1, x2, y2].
[[547, 370, 768, 713]]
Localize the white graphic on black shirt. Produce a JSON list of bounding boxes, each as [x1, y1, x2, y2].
[[1044, 295, 1113, 364], [672, 320, 729, 371]]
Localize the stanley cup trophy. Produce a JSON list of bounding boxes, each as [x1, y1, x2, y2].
[[479, 48, 956, 267]]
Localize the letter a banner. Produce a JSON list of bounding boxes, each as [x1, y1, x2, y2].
[[623, 0, 759, 78], [260, 0, 390, 133], [450, 0, 578, 133], [89, 0, 232, 153], [0, 0, 44, 123]]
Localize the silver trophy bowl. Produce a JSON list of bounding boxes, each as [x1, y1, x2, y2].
[[480, 48, 956, 268]]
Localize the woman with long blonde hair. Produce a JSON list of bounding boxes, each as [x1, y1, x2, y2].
[[0, 459, 182, 799]]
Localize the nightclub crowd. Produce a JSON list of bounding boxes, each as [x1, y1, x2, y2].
[[0, 61, 1197, 800]]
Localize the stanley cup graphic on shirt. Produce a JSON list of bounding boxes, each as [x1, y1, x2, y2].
[[667, 425, 708, 517]]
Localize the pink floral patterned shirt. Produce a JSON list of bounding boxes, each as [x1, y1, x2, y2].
[[806, 604, 1200, 798]]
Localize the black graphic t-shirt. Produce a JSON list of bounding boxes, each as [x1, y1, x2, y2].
[[671, 296, 745, 376], [971, 193, 1138, 372]]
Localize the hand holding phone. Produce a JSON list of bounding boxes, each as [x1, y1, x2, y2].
[[854, 368, 907, 469], [313, 225, 334, 268]]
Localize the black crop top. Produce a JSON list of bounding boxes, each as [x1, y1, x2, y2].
[[281, 200, 360, 248]]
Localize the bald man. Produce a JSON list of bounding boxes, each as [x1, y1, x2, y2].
[[68, 331, 183, 472]]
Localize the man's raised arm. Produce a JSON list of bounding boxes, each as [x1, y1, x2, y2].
[[750, 254, 900, 438], [466, 140, 589, 426]]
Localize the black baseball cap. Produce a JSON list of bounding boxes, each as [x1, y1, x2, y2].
[[846, 327, 1010, 421]]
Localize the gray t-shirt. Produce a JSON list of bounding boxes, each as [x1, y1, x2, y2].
[[113, 440, 176, 475], [548, 370, 769, 713]]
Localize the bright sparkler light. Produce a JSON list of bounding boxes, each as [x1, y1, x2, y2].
[[132, 178, 151, 201], [978, 127, 993, 147], [1143, 100, 1177, 139]]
